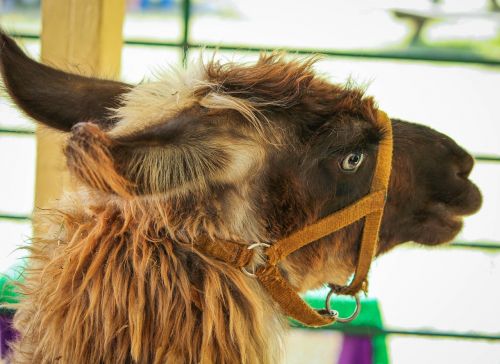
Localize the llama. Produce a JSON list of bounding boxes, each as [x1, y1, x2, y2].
[[0, 32, 482, 363]]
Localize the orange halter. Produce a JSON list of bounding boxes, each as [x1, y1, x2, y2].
[[193, 110, 393, 326]]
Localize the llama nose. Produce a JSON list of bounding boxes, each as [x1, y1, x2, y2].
[[452, 145, 474, 179]]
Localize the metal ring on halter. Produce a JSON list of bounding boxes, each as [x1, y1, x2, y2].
[[240, 243, 270, 277], [324, 288, 361, 323]]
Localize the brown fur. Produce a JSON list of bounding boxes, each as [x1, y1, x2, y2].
[[0, 32, 482, 363], [11, 194, 284, 364]]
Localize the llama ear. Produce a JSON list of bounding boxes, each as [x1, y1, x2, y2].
[[109, 106, 264, 193], [0, 31, 131, 132]]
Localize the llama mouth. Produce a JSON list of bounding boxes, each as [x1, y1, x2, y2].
[[413, 208, 464, 246], [415, 181, 481, 246], [435, 176, 480, 207], [454, 180, 483, 216]]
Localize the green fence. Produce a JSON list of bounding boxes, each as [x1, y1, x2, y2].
[[1, 0, 500, 349]]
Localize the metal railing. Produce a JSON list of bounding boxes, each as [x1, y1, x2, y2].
[[9, 35, 500, 67], [1, 0, 499, 348], [292, 324, 500, 341]]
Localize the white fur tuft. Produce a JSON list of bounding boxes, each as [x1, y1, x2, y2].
[[109, 61, 208, 138]]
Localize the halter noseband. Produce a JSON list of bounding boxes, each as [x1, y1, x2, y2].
[[192, 110, 393, 327]]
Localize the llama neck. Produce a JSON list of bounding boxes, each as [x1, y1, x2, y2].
[[106, 184, 268, 244], [12, 192, 285, 364]]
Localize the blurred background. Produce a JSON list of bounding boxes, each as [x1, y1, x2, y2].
[[0, 0, 499, 363]]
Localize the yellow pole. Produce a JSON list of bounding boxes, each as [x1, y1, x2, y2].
[[35, 0, 126, 216]]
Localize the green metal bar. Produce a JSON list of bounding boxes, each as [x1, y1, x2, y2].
[[2, 128, 497, 164], [0, 214, 31, 222], [0, 126, 498, 163], [187, 43, 500, 67], [475, 155, 500, 162], [0, 210, 498, 250], [2, 211, 499, 250], [0, 126, 499, 164], [181, 0, 192, 66], [10, 33, 500, 67], [9, 32, 39, 41], [121, 39, 181, 48], [292, 324, 500, 341], [0, 128, 35, 135], [449, 241, 500, 250]]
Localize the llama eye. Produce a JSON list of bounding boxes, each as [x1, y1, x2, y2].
[[340, 151, 365, 172]]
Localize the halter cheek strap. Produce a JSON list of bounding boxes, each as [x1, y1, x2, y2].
[[192, 110, 393, 327]]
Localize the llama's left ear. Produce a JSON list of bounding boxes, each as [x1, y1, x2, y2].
[[0, 31, 131, 132]]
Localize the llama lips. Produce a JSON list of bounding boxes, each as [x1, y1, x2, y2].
[[415, 185, 481, 246], [448, 179, 483, 217], [417, 213, 464, 245], [431, 177, 482, 217]]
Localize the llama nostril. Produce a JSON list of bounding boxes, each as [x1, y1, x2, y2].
[[456, 152, 474, 179]]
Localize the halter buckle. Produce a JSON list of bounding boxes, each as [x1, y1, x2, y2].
[[240, 242, 270, 278]]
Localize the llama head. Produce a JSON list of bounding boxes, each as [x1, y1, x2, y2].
[[0, 33, 482, 291]]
